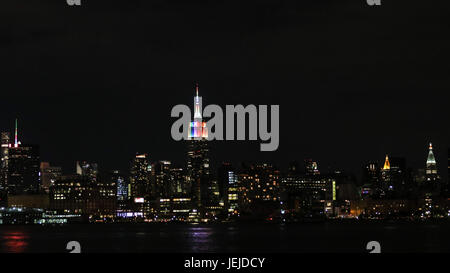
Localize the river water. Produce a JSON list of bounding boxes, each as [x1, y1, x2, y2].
[[0, 221, 448, 253]]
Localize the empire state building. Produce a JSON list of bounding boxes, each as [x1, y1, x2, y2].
[[186, 84, 212, 211]]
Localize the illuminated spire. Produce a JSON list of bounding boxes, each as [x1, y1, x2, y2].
[[383, 155, 390, 170], [426, 142, 436, 166], [193, 83, 202, 119], [189, 82, 208, 139], [14, 118, 18, 147]]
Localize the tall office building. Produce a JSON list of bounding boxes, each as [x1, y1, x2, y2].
[[0, 132, 10, 189], [380, 155, 393, 194], [154, 160, 172, 198], [361, 162, 379, 197], [156, 165, 192, 220], [111, 170, 128, 201], [153, 162, 188, 198], [129, 153, 155, 218], [412, 143, 441, 199], [217, 163, 239, 215], [40, 162, 62, 192], [7, 120, 41, 195], [425, 143, 439, 182], [218, 162, 233, 203], [389, 157, 407, 197], [186, 84, 212, 211], [169, 167, 187, 196], [76, 161, 98, 183], [239, 163, 280, 215], [419, 142, 440, 197], [130, 153, 153, 199]]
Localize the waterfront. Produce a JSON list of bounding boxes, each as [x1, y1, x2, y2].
[[0, 221, 449, 253]]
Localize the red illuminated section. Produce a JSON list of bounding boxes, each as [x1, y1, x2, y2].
[[1, 232, 29, 253]]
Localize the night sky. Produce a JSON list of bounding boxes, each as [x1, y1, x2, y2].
[[1, 0, 449, 181]]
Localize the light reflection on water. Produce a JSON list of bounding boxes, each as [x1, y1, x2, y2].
[[1, 231, 29, 253], [0, 223, 447, 253], [183, 226, 242, 252], [185, 226, 217, 252]]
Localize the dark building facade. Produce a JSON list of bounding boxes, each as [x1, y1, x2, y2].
[[154, 160, 173, 199], [0, 189, 6, 207], [130, 153, 152, 199], [218, 162, 235, 211], [0, 132, 10, 189], [239, 163, 280, 219], [7, 144, 40, 195], [169, 167, 187, 197], [76, 161, 98, 183], [187, 139, 213, 210], [49, 175, 116, 219], [111, 170, 128, 201], [1, 120, 40, 195], [40, 162, 62, 192], [129, 153, 156, 218]]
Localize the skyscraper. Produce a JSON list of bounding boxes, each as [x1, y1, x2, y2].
[[6, 120, 41, 195], [40, 162, 62, 192], [0, 132, 10, 189], [418, 142, 440, 197], [129, 153, 156, 219], [169, 167, 187, 197], [186, 84, 212, 212], [130, 153, 152, 199], [218, 162, 233, 203], [362, 162, 379, 186], [389, 157, 407, 197], [217, 163, 239, 216], [76, 161, 98, 183], [111, 170, 128, 201], [380, 154, 393, 195], [239, 163, 280, 217], [425, 143, 439, 182], [154, 160, 173, 199]]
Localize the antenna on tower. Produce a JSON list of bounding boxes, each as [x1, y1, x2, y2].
[[14, 118, 18, 147], [195, 82, 199, 97]]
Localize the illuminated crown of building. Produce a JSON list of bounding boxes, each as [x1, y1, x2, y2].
[[188, 83, 208, 139], [383, 155, 390, 170], [426, 142, 436, 166]]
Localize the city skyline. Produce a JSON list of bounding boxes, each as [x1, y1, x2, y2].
[[1, 90, 448, 197], [0, 101, 448, 183], [1, 88, 447, 224]]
